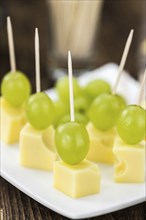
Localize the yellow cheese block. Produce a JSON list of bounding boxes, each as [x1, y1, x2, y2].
[[0, 97, 26, 144], [113, 136, 145, 183], [86, 123, 116, 164], [54, 160, 101, 198], [20, 123, 58, 170]]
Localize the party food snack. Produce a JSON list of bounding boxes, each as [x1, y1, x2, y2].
[[113, 71, 146, 183], [0, 17, 31, 144], [53, 51, 101, 198], [86, 30, 133, 164], [20, 29, 57, 170]]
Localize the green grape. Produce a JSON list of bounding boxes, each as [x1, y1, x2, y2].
[[83, 79, 111, 100], [116, 94, 127, 111], [55, 122, 89, 165], [55, 76, 82, 103], [117, 105, 146, 144], [1, 71, 31, 107], [55, 121, 89, 165], [88, 93, 122, 131], [74, 95, 90, 113], [53, 100, 69, 127], [59, 112, 89, 125], [26, 92, 55, 130]]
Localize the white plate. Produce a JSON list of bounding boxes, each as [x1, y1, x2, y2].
[[1, 63, 145, 219]]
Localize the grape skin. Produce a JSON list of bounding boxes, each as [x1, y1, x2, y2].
[[88, 93, 122, 131], [55, 76, 82, 103], [83, 79, 111, 100], [25, 92, 55, 130], [1, 71, 31, 107], [117, 105, 146, 144], [55, 122, 89, 165], [53, 100, 69, 127]]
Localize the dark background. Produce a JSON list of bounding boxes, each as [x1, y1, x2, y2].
[[0, 0, 145, 92]]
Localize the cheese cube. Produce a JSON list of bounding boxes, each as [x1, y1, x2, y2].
[[0, 97, 26, 144], [54, 160, 101, 198], [86, 123, 116, 164], [113, 137, 145, 183], [20, 123, 58, 170]]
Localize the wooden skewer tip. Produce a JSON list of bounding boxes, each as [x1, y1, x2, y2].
[[112, 29, 134, 94], [35, 28, 41, 93], [7, 16, 10, 23], [68, 50, 75, 122], [7, 16, 16, 73]]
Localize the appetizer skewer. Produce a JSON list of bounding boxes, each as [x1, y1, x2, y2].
[[53, 51, 101, 198], [20, 28, 57, 170], [0, 17, 31, 144], [86, 29, 134, 164], [114, 70, 146, 183]]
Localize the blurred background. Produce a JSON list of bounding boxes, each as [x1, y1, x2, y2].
[[0, 0, 145, 92]]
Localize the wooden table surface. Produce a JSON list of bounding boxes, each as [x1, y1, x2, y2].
[[0, 177, 145, 220], [0, 1, 145, 219]]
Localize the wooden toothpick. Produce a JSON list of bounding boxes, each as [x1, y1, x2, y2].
[[7, 16, 16, 73], [35, 28, 41, 93], [68, 51, 75, 122], [112, 29, 134, 94], [138, 69, 146, 105]]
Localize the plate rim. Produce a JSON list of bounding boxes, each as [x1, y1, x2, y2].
[[1, 170, 145, 219], [1, 63, 145, 219]]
